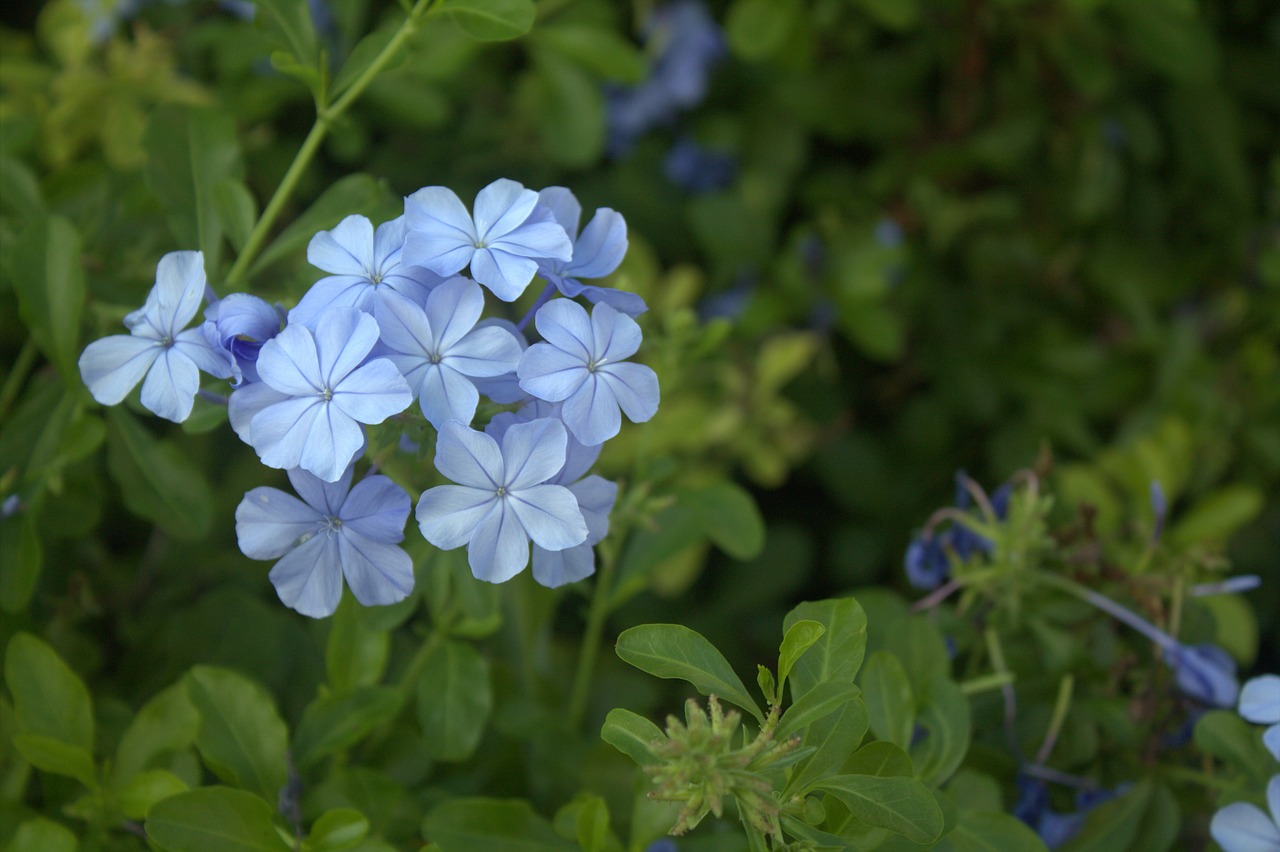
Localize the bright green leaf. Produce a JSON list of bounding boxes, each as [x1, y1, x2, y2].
[[778, 619, 825, 697], [310, 809, 370, 851], [600, 709, 663, 767], [1170, 485, 1264, 546], [438, 0, 535, 41], [146, 787, 291, 852], [777, 681, 861, 739], [8, 818, 77, 852], [860, 651, 914, 751], [785, 698, 869, 796], [616, 624, 763, 722], [117, 769, 190, 820], [11, 214, 84, 380], [5, 632, 93, 751], [12, 734, 96, 787], [783, 597, 869, 700], [813, 775, 944, 844]]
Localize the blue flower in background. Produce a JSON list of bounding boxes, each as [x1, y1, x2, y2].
[[1212, 775, 1280, 852], [373, 278, 522, 428], [289, 214, 440, 328], [79, 251, 233, 423], [903, 536, 950, 590], [518, 299, 660, 446], [663, 137, 736, 193], [1240, 675, 1280, 761], [235, 465, 414, 617], [202, 292, 284, 385], [416, 419, 588, 583], [1164, 643, 1240, 708], [535, 187, 646, 316], [903, 471, 1008, 590], [1013, 776, 1126, 849], [247, 307, 412, 481], [402, 178, 573, 302]]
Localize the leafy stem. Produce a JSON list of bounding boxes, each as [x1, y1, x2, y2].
[[567, 537, 619, 730]]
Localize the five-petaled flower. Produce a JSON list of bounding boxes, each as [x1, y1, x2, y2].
[[535, 186, 646, 316], [79, 251, 232, 422], [235, 465, 414, 618]]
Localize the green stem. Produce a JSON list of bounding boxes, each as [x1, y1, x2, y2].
[[957, 671, 1016, 696], [567, 543, 618, 730], [1034, 674, 1074, 765], [0, 339, 38, 423], [223, 0, 438, 288]]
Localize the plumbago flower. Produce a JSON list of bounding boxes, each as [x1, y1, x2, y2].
[[289, 214, 440, 328], [202, 292, 284, 385], [79, 251, 233, 422], [517, 299, 660, 446], [416, 419, 588, 583], [535, 187, 646, 316], [1240, 675, 1280, 760], [1212, 775, 1280, 852], [235, 465, 414, 618], [403, 178, 573, 301]]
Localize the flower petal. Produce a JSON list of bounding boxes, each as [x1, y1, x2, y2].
[[375, 290, 435, 358], [288, 464, 354, 516], [1210, 801, 1280, 852], [1239, 675, 1280, 725], [501, 417, 568, 490], [508, 484, 586, 551], [591, 302, 642, 363], [418, 365, 479, 428], [257, 324, 322, 395], [599, 362, 659, 424], [569, 475, 617, 544], [372, 215, 409, 268], [473, 178, 539, 240], [416, 484, 497, 549], [470, 247, 539, 302], [562, 375, 621, 446], [426, 276, 484, 352], [298, 405, 365, 482], [140, 348, 201, 423], [467, 500, 530, 583], [235, 486, 322, 559], [174, 328, 234, 379], [268, 535, 344, 618], [536, 186, 581, 237], [446, 326, 522, 377], [338, 530, 414, 606], [435, 421, 503, 489], [532, 542, 594, 589], [308, 214, 375, 277], [252, 396, 324, 471], [288, 275, 375, 328], [403, 186, 477, 276], [315, 307, 380, 386], [79, 335, 161, 405], [331, 359, 412, 424], [517, 343, 588, 402], [1265, 725, 1280, 763], [566, 208, 627, 280], [533, 298, 593, 361], [341, 474, 411, 542], [488, 207, 573, 262], [228, 381, 290, 444], [151, 251, 207, 335]]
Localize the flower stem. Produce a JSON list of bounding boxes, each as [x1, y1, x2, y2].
[[1033, 571, 1176, 652], [1035, 674, 1074, 765], [567, 543, 618, 730], [0, 338, 38, 423]]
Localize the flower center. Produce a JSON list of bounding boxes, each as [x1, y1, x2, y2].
[[495, 486, 506, 498], [160, 334, 175, 349], [320, 385, 334, 401], [322, 515, 343, 533]]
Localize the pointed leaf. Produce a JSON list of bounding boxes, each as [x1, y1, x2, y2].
[[600, 709, 663, 767], [439, 0, 535, 41], [185, 667, 289, 802], [778, 680, 861, 739], [416, 640, 492, 762], [616, 624, 763, 722], [106, 408, 213, 539], [146, 786, 291, 851], [294, 687, 404, 769], [778, 619, 825, 697], [12, 214, 84, 380], [12, 734, 96, 787], [783, 598, 868, 700], [861, 651, 914, 751], [5, 633, 93, 751], [812, 775, 944, 844]]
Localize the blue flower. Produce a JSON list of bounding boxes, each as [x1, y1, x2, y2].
[[903, 536, 949, 590], [535, 187, 646, 316], [248, 307, 413, 482], [415, 419, 588, 583], [1165, 643, 1240, 708], [289, 214, 440, 328], [1013, 775, 1126, 849], [202, 292, 284, 385], [517, 299, 660, 446], [902, 471, 1009, 590], [1240, 675, 1280, 761], [664, 137, 736, 193], [1211, 775, 1280, 852], [235, 465, 414, 618], [79, 251, 233, 423], [373, 278, 522, 428], [402, 178, 573, 302]]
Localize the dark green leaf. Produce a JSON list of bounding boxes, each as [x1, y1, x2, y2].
[[106, 408, 213, 539], [213, 179, 258, 254], [333, 26, 407, 99], [12, 214, 84, 381], [860, 651, 914, 751], [726, 0, 794, 60], [1060, 780, 1153, 852], [113, 683, 199, 785], [910, 676, 970, 786], [421, 798, 575, 851], [117, 769, 190, 820], [812, 775, 944, 844], [146, 787, 291, 851], [254, 0, 319, 76], [1195, 710, 1275, 784], [310, 809, 370, 851], [778, 681, 860, 740], [326, 597, 391, 692], [783, 598, 869, 700], [785, 698, 869, 796], [946, 809, 1046, 852], [4, 632, 93, 751], [844, 741, 913, 777], [0, 511, 42, 613], [416, 640, 492, 762], [186, 667, 289, 801], [699, 481, 766, 559], [295, 687, 404, 768], [533, 25, 645, 82], [616, 624, 763, 722], [438, 0, 535, 41], [251, 174, 391, 275], [600, 709, 664, 767], [1170, 485, 1264, 546], [527, 48, 604, 168]]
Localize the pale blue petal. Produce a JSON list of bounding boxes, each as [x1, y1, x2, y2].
[[403, 186, 476, 276], [338, 530, 414, 606], [581, 285, 648, 317], [235, 486, 322, 559], [536, 186, 581, 237], [446, 326, 522, 377], [472, 370, 526, 405], [257, 324, 322, 395], [488, 207, 573, 262], [152, 250, 206, 335], [252, 396, 324, 471], [467, 500, 530, 583], [1239, 676, 1280, 725], [435, 421, 503, 488], [79, 335, 161, 405], [308, 214, 375, 277], [316, 308, 380, 385], [140, 348, 201, 422], [416, 485, 497, 549], [508, 484, 586, 551], [426, 276, 484, 351], [1210, 801, 1280, 852], [331, 359, 412, 424], [383, 266, 445, 306], [518, 344, 587, 402], [592, 302, 642, 363], [402, 230, 476, 279], [501, 417, 568, 490], [375, 290, 435, 359], [533, 298, 593, 361], [268, 534, 344, 618], [566, 208, 627, 280], [206, 292, 283, 342], [228, 381, 290, 444], [289, 275, 375, 328], [600, 362, 659, 424], [340, 474, 411, 542], [473, 178, 538, 241], [1265, 725, 1280, 762], [299, 406, 365, 482], [563, 375, 621, 446], [569, 475, 617, 544], [470, 248, 539, 302], [531, 542, 594, 588], [174, 328, 234, 379], [419, 364, 480, 428], [372, 215, 408, 267], [288, 464, 353, 516]]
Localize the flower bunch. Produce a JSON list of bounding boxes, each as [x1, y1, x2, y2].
[[79, 178, 658, 617]]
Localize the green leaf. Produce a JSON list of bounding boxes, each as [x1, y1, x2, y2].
[[783, 598, 869, 701], [294, 687, 404, 769], [415, 640, 492, 762], [1112, 0, 1217, 84], [812, 775, 944, 844], [699, 481, 766, 559], [757, 665, 777, 706], [569, 795, 612, 852], [1194, 710, 1275, 784], [777, 681, 861, 739], [11, 214, 84, 380], [726, 0, 794, 60], [8, 818, 78, 852], [527, 48, 604, 168], [326, 597, 391, 692], [1169, 485, 1264, 546], [106, 408, 214, 539], [778, 620, 825, 697], [143, 106, 243, 274], [5, 632, 93, 751], [332, 25, 407, 98], [438, 0, 535, 41], [0, 511, 42, 614], [0, 154, 45, 214], [1060, 779, 1153, 852], [310, 809, 370, 851], [212, 179, 258, 254], [784, 698, 869, 796], [185, 667, 289, 802], [251, 174, 391, 274], [117, 769, 190, 820], [844, 741, 913, 777], [855, 0, 920, 31], [533, 25, 645, 82], [113, 683, 199, 785], [600, 709, 663, 767], [146, 787, 291, 852], [910, 676, 970, 786], [946, 809, 1046, 852], [254, 0, 319, 75], [615, 624, 763, 722], [421, 798, 575, 851], [12, 734, 96, 787], [860, 651, 914, 751]]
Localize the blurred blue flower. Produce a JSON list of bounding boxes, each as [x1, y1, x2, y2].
[[248, 308, 412, 481], [1211, 775, 1280, 852], [202, 292, 284, 385], [1014, 775, 1126, 849], [289, 214, 440, 328], [517, 299, 660, 446], [236, 465, 414, 618], [79, 251, 233, 423], [1164, 643, 1240, 708], [663, 137, 736, 193], [903, 471, 1008, 590], [403, 179, 573, 302], [373, 279, 522, 428], [1150, 479, 1168, 542], [535, 187, 646, 316], [874, 217, 904, 249], [416, 419, 588, 583], [1240, 675, 1280, 761]]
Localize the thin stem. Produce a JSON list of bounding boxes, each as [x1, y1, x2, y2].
[[957, 671, 1016, 696], [1033, 572, 1176, 652], [984, 627, 1019, 757], [397, 617, 449, 691], [567, 543, 618, 730], [0, 339, 38, 423], [1034, 674, 1074, 765]]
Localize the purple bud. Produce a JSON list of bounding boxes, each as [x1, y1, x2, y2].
[[1165, 643, 1239, 708]]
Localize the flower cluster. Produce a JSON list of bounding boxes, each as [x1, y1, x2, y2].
[[79, 178, 658, 617]]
